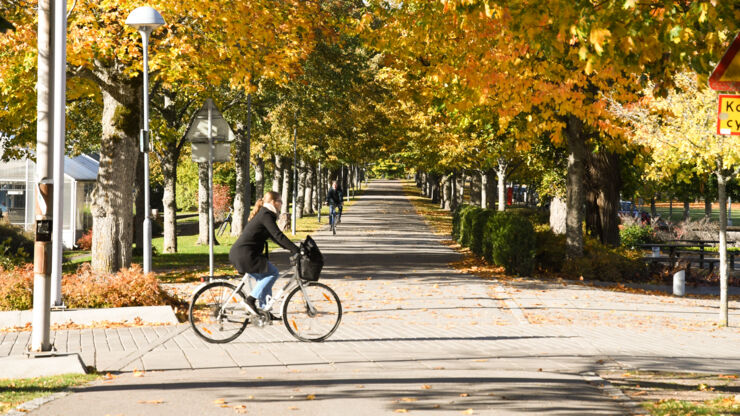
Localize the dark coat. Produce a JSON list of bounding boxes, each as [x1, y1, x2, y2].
[[326, 187, 343, 206], [229, 207, 299, 274]]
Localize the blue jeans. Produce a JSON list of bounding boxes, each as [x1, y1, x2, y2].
[[249, 262, 279, 308], [329, 205, 342, 226]]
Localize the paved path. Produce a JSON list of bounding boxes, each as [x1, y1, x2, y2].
[[4, 180, 740, 415]]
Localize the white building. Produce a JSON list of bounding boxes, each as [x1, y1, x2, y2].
[[0, 154, 98, 248]]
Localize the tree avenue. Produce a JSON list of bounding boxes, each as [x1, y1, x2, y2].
[[362, 0, 739, 258], [2, 0, 740, 320]]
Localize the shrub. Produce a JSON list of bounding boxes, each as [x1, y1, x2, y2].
[[508, 207, 549, 225], [0, 263, 181, 311], [563, 237, 647, 282], [452, 204, 475, 241], [0, 264, 34, 310], [620, 224, 654, 248], [483, 211, 536, 276], [0, 224, 33, 269], [470, 209, 495, 256], [460, 206, 483, 247], [213, 183, 232, 222], [533, 224, 566, 273], [76, 229, 93, 250]]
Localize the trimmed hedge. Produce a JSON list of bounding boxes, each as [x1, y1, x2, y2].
[[483, 211, 536, 276], [470, 209, 496, 256], [460, 206, 483, 248]]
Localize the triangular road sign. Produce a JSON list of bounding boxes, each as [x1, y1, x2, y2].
[[710, 33, 740, 91]]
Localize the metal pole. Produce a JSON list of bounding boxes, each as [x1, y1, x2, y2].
[[317, 161, 322, 223], [32, 0, 53, 352], [291, 112, 297, 236], [208, 100, 214, 278], [141, 29, 152, 274], [50, 0, 67, 307]]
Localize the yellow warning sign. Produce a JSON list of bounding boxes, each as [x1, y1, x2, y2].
[[717, 95, 740, 135]]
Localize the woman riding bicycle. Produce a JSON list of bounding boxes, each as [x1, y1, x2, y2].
[[229, 191, 299, 315]]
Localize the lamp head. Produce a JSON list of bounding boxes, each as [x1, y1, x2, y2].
[[126, 6, 165, 33]]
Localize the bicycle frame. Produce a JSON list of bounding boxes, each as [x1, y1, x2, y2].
[[202, 261, 318, 322]]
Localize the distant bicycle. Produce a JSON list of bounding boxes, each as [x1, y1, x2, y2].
[[329, 205, 340, 235], [189, 237, 341, 343], [216, 208, 233, 236]]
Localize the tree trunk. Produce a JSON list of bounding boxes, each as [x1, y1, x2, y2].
[[455, 173, 464, 206], [705, 197, 712, 218], [651, 196, 657, 218], [496, 161, 507, 212], [480, 171, 488, 209], [683, 200, 690, 221], [718, 172, 729, 326], [232, 96, 251, 238], [254, 156, 264, 201], [272, 154, 283, 194], [281, 160, 290, 215], [296, 160, 307, 218], [471, 172, 481, 206], [550, 196, 567, 235], [196, 162, 210, 245], [91, 84, 139, 273], [303, 164, 314, 215], [161, 155, 177, 253], [565, 116, 586, 259], [585, 151, 621, 246], [440, 174, 450, 209]]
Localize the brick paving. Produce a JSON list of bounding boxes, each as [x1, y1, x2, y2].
[[4, 180, 740, 415]]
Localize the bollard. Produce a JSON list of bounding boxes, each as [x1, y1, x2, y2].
[[673, 269, 685, 296], [652, 246, 660, 257]]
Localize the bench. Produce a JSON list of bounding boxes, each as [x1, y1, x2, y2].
[[641, 242, 737, 272]]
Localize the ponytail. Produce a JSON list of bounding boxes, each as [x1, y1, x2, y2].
[[248, 191, 281, 222], [248, 199, 264, 222]]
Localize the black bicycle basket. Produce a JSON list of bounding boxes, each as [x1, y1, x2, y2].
[[299, 235, 324, 281]]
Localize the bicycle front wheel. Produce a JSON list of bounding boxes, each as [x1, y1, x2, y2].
[[189, 281, 249, 343], [283, 282, 342, 342]]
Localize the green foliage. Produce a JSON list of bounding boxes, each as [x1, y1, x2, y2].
[[0, 223, 32, 269], [620, 224, 654, 248], [533, 224, 566, 273], [483, 211, 536, 276], [562, 237, 646, 282], [371, 159, 406, 178], [470, 209, 495, 257], [176, 154, 199, 211], [460, 206, 483, 247], [452, 204, 475, 241]]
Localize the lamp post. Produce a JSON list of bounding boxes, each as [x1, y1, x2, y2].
[[126, 7, 165, 274]]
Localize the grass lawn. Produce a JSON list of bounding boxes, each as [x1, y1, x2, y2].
[[0, 373, 99, 414], [650, 202, 740, 224]]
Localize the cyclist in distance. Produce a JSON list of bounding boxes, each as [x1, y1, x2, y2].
[[326, 180, 344, 227], [229, 191, 299, 315]]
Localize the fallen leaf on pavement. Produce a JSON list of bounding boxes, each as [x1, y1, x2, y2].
[[421, 384, 432, 389], [400, 398, 417, 402], [306, 394, 316, 400], [462, 409, 474, 415], [394, 409, 408, 413], [138, 400, 164, 404], [214, 399, 227, 404]]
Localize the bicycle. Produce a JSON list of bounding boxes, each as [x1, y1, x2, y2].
[[216, 208, 233, 237], [329, 205, 341, 235], [188, 240, 342, 343]]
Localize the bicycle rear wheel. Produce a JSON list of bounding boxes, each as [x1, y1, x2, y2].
[[282, 282, 342, 342], [189, 281, 249, 343]]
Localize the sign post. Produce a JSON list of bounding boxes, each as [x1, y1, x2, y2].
[[709, 32, 740, 327], [185, 99, 235, 279]]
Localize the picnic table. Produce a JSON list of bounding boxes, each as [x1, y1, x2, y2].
[[639, 240, 737, 272]]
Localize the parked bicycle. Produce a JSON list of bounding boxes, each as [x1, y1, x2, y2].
[[216, 208, 233, 237], [189, 237, 341, 343]]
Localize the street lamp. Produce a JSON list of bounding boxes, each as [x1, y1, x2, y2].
[[126, 6, 165, 274]]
